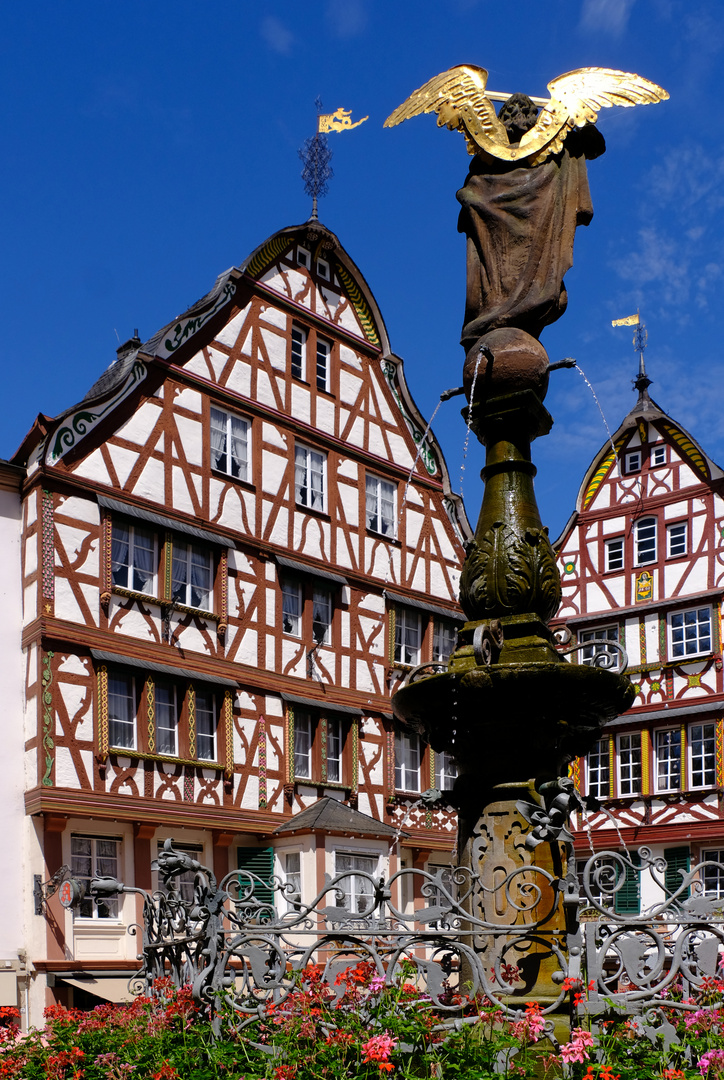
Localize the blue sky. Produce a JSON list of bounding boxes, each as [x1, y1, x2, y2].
[[2, 1, 722, 539]]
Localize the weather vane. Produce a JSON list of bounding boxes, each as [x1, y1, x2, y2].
[[613, 311, 650, 392], [299, 98, 368, 219]]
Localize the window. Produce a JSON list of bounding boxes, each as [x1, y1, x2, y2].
[[172, 541, 213, 610], [434, 750, 457, 790], [605, 538, 624, 572], [156, 841, 202, 904], [366, 475, 396, 537], [586, 737, 610, 799], [312, 588, 332, 644], [295, 444, 326, 511], [656, 728, 681, 792], [433, 620, 457, 663], [111, 522, 156, 595], [664, 846, 690, 901], [703, 851, 724, 899], [577, 855, 640, 913], [625, 450, 641, 473], [282, 580, 303, 636], [210, 407, 249, 482], [296, 247, 311, 269], [291, 325, 307, 380], [669, 606, 712, 660], [667, 522, 687, 558], [690, 723, 716, 789], [292, 709, 348, 785], [316, 258, 330, 280], [284, 852, 302, 912], [237, 847, 275, 915], [109, 673, 136, 750], [651, 444, 667, 466], [618, 733, 642, 796], [394, 606, 421, 666], [614, 852, 641, 915], [155, 680, 178, 756], [395, 730, 421, 792], [335, 852, 377, 915], [579, 626, 619, 670], [316, 337, 331, 392], [71, 836, 120, 918], [195, 688, 216, 760], [634, 517, 657, 565]]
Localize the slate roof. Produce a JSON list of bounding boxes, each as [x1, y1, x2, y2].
[[274, 796, 402, 839]]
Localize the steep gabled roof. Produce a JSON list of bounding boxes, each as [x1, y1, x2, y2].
[[273, 796, 401, 839]]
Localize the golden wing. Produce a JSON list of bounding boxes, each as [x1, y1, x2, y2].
[[546, 67, 669, 128], [384, 65, 506, 154]]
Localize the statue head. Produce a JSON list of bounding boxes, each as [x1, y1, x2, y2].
[[498, 93, 539, 145]]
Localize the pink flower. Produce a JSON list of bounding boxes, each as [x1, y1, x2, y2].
[[559, 1027, 595, 1064], [700, 1049, 724, 1078], [361, 1032, 398, 1072], [368, 974, 387, 994]]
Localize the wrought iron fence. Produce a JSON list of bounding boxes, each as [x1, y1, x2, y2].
[[81, 839, 724, 1044]]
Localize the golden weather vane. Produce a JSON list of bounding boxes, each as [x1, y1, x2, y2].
[[318, 107, 368, 134], [385, 66, 668, 164]]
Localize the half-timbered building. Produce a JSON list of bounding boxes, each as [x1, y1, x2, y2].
[[12, 220, 468, 1024], [554, 367, 724, 913]]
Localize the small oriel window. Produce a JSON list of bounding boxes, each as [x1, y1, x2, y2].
[[171, 541, 213, 610], [395, 729, 421, 792], [651, 444, 667, 466], [433, 620, 457, 663], [394, 606, 421, 666], [669, 606, 712, 659], [71, 836, 120, 918], [282, 580, 303, 636], [625, 450, 642, 473], [111, 522, 156, 595]]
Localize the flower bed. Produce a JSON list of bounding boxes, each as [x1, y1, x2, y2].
[[5, 968, 724, 1078]]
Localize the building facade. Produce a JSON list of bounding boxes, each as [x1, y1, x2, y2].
[[12, 221, 468, 1024], [554, 370, 724, 912]]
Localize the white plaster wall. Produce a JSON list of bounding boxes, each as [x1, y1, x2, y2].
[[133, 456, 165, 502], [225, 359, 252, 398]]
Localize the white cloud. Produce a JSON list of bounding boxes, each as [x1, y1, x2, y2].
[[579, 0, 636, 35], [260, 15, 294, 55], [326, 0, 368, 39]]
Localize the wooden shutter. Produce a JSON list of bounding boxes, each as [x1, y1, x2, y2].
[[664, 846, 691, 901], [237, 846, 275, 908], [614, 852, 641, 915]]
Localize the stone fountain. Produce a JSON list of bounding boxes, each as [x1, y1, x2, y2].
[[388, 64, 667, 1037]]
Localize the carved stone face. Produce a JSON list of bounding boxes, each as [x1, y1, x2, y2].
[[498, 93, 539, 144]]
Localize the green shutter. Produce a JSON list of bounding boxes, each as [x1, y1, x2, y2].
[[614, 853, 641, 915], [237, 846, 275, 911], [664, 846, 691, 901]]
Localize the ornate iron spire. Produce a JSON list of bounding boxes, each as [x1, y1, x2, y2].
[[298, 97, 368, 220], [612, 311, 651, 396]]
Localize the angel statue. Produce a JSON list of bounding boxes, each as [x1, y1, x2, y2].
[[385, 68, 668, 382]]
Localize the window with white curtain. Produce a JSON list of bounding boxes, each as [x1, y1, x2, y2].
[[210, 407, 249, 481], [71, 836, 120, 918], [335, 851, 377, 914], [171, 541, 213, 610], [394, 606, 421, 666], [395, 730, 421, 792], [108, 672, 136, 750], [155, 680, 178, 756], [195, 689, 217, 761], [111, 522, 156, 595], [365, 474, 396, 536], [295, 444, 326, 511]]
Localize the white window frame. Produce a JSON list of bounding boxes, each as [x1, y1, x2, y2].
[[210, 407, 250, 482], [291, 325, 307, 380], [108, 671, 137, 750], [395, 729, 421, 793], [703, 850, 724, 899], [282, 580, 303, 636], [155, 679, 178, 757], [668, 606, 712, 661], [365, 474, 396, 537], [294, 444, 326, 512], [634, 516, 657, 566], [394, 606, 421, 666], [586, 738, 610, 800], [195, 688, 217, 761], [327, 715, 344, 784], [111, 521, 157, 596], [432, 619, 457, 663], [312, 587, 332, 645], [316, 258, 330, 280], [625, 450, 642, 473], [71, 836, 121, 919], [316, 337, 331, 392], [604, 537, 624, 573], [617, 733, 642, 796], [296, 246, 311, 269], [579, 626, 620, 671], [334, 850, 380, 915], [655, 728, 682, 793], [651, 444, 667, 467], [283, 851, 303, 912], [171, 541, 214, 611], [155, 840, 203, 904], [666, 521, 687, 559], [689, 723, 716, 789], [294, 710, 313, 780], [434, 750, 457, 790]]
